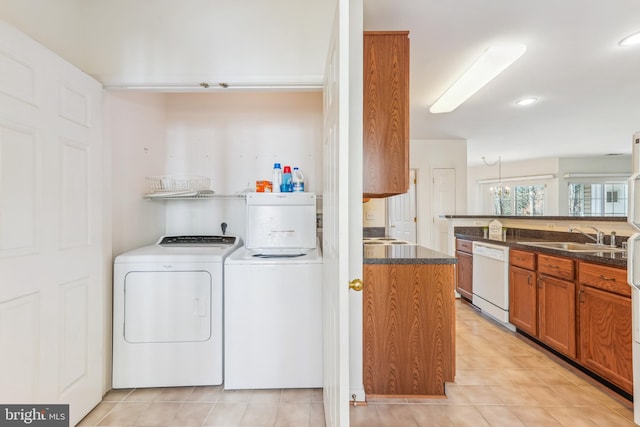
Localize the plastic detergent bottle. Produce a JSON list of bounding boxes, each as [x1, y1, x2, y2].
[[281, 166, 292, 192], [272, 163, 282, 193], [292, 167, 304, 192]]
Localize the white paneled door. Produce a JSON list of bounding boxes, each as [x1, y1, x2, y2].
[[0, 21, 104, 425], [432, 168, 456, 253], [322, 0, 363, 425], [387, 169, 417, 242]]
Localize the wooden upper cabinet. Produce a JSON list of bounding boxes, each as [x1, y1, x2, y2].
[[363, 31, 410, 198]]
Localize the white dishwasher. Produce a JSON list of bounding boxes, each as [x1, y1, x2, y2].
[[472, 241, 515, 331]]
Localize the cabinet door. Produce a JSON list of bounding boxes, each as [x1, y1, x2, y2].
[[456, 250, 473, 300], [538, 275, 576, 358], [578, 285, 633, 394], [509, 266, 537, 336], [363, 31, 410, 197]]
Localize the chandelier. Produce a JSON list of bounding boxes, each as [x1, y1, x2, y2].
[[482, 156, 510, 214]]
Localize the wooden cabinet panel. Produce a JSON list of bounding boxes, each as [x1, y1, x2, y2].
[[456, 239, 472, 253], [509, 265, 537, 335], [538, 274, 576, 358], [538, 254, 575, 281], [578, 284, 633, 393], [510, 249, 536, 270], [578, 262, 630, 297], [456, 251, 473, 300], [507, 252, 630, 395], [363, 31, 410, 198], [455, 239, 473, 301], [363, 263, 454, 396]]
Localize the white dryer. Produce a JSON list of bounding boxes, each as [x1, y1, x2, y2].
[[112, 235, 240, 389]]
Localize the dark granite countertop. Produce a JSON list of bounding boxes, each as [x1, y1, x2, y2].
[[454, 228, 628, 268], [364, 244, 457, 265], [445, 215, 628, 222]]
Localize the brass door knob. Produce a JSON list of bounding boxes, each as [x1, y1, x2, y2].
[[349, 278, 364, 292]]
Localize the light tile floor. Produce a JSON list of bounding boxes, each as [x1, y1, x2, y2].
[[351, 300, 635, 427], [78, 387, 324, 426], [79, 300, 635, 426]]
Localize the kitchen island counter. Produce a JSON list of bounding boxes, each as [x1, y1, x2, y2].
[[364, 243, 458, 265], [363, 242, 456, 397]]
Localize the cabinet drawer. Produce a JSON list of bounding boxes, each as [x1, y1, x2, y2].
[[538, 254, 574, 281], [578, 262, 630, 297], [510, 249, 535, 270], [456, 239, 473, 253]]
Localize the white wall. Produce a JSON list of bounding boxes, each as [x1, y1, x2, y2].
[[363, 198, 386, 228], [107, 91, 323, 247], [410, 139, 467, 246], [467, 157, 559, 215], [163, 92, 323, 237], [466, 155, 632, 215], [558, 155, 632, 215], [106, 92, 167, 256]]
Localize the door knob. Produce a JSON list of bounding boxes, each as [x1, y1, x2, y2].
[[349, 279, 364, 292]]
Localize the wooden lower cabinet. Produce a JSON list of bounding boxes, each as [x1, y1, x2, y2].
[[509, 265, 537, 335], [363, 263, 455, 396], [508, 251, 632, 395], [538, 274, 576, 358], [455, 239, 473, 300], [578, 262, 633, 394]]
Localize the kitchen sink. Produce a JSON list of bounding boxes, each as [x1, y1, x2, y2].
[[517, 241, 627, 253]]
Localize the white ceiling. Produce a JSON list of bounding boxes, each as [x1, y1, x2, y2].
[[364, 0, 640, 165], [2, 0, 639, 166]]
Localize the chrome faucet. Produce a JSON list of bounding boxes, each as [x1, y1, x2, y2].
[[569, 226, 604, 245]]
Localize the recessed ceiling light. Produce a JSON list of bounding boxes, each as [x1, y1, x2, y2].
[[430, 44, 527, 114], [619, 31, 640, 46], [515, 97, 538, 106]]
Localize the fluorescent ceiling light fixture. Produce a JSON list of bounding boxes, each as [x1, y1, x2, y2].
[[515, 97, 538, 106], [563, 172, 631, 178], [619, 31, 640, 46], [430, 44, 527, 114], [477, 174, 555, 184]]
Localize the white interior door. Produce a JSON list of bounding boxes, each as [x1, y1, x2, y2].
[[0, 21, 104, 425], [387, 169, 417, 242], [432, 168, 456, 252], [322, 0, 363, 424]]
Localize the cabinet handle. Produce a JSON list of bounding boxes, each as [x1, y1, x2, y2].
[[578, 289, 585, 303], [527, 275, 532, 285], [537, 277, 542, 289], [545, 264, 559, 269], [599, 275, 616, 282]]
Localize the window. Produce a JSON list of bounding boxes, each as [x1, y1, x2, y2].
[[515, 185, 546, 215], [568, 182, 627, 216], [487, 184, 546, 216]]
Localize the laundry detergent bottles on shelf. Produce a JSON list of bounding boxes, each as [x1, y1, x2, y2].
[[292, 167, 304, 192], [281, 166, 292, 192], [272, 163, 282, 193]]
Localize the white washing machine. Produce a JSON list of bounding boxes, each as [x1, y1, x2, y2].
[[224, 246, 323, 390], [223, 193, 323, 390], [112, 235, 240, 389]]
